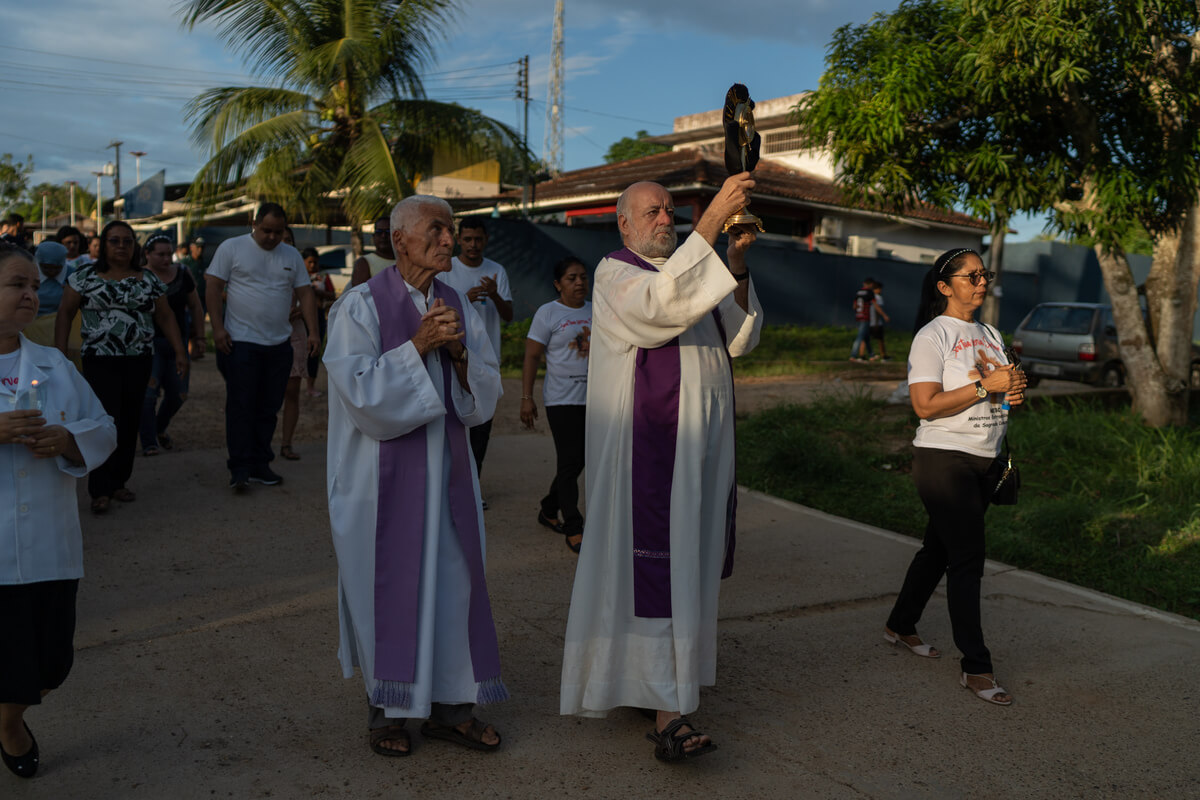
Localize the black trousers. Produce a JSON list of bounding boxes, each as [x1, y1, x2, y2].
[[469, 418, 493, 479], [542, 404, 586, 535], [886, 446, 1004, 674], [215, 340, 292, 475], [82, 354, 153, 498]]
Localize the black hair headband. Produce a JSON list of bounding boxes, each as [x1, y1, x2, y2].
[[936, 248, 978, 274]]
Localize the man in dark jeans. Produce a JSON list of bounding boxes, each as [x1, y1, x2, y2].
[[206, 203, 319, 490]]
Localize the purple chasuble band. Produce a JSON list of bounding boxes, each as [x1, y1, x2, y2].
[[607, 247, 737, 619], [366, 267, 507, 708]]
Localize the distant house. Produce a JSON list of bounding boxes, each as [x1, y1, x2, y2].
[[642, 93, 989, 262], [459, 95, 986, 263]]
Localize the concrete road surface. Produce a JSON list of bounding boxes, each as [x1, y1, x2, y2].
[[7, 433, 1199, 799]]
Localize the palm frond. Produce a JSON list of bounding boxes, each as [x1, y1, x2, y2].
[[186, 86, 315, 152], [338, 116, 413, 221]]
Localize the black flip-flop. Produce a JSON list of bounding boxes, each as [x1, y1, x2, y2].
[[419, 719, 500, 752], [369, 725, 412, 757], [537, 510, 564, 533]]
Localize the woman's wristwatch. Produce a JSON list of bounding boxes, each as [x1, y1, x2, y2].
[[974, 380, 987, 398]]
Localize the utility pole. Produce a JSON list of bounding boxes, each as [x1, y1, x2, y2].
[[92, 162, 113, 231], [108, 140, 124, 219], [130, 150, 146, 185], [68, 181, 77, 227], [91, 171, 105, 231], [41, 192, 48, 233], [542, 0, 565, 176], [516, 55, 530, 216]]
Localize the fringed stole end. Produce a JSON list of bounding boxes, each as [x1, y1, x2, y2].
[[476, 677, 509, 705], [370, 680, 414, 710]]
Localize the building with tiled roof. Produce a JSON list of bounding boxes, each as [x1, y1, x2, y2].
[[460, 145, 986, 264]]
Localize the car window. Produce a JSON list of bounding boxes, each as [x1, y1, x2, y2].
[[1024, 305, 1095, 334]]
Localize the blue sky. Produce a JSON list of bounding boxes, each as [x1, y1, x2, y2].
[[0, 0, 1047, 238]]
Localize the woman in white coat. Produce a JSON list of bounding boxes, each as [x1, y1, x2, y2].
[[0, 243, 117, 778]]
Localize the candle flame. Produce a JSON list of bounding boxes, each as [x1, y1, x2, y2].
[[30, 380, 38, 387]]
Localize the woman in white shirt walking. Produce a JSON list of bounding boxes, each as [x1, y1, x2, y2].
[[520, 257, 591, 553], [883, 248, 1026, 705], [0, 243, 117, 778]]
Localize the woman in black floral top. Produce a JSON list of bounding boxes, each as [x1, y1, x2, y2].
[[54, 221, 187, 513]]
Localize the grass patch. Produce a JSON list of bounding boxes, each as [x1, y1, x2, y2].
[[499, 322, 915, 379], [737, 392, 1200, 621]]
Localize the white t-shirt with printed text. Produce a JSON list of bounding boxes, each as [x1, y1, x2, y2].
[[0, 349, 20, 400], [908, 315, 1009, 458], [206, 233, 309, 346], [436, 256, 512, 361], [527, 300, 591, 406]]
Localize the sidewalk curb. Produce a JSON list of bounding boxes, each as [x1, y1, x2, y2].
[[741, 486, 1200, 634]]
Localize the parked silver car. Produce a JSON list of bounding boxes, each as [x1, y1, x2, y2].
[[1012, 302, 1200, 388]]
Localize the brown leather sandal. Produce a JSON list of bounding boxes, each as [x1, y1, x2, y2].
[[369, 725, 411, 757], [419, 719, 501, 752]]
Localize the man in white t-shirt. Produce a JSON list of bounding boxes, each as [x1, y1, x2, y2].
[[206, 203, 319, 491], [435, 217, 512, 488]]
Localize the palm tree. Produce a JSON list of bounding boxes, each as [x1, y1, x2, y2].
[[181, 0, 526, 231]]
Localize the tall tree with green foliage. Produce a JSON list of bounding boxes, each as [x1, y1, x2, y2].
[[15, 182, 97, 223], [799, 0, 1200, 426], [603, 130, 670, 164], [0, 153, 33, 213], [181, 0, 527, 239]]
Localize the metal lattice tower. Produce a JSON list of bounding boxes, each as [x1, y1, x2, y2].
[[542, 0, 565, 175]]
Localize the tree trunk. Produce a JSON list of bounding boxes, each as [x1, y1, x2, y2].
[[1093, 241, 1179, 427], [982, 218, 1006, 328], [349, 221, 364, 258], [1144, 201, 1200, 415]]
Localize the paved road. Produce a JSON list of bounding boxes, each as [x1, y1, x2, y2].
[[8, 431, 1199, 799]]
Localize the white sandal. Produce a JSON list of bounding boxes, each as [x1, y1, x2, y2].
[[961, 672, 1013, 706], [884, 628, 941, 658]]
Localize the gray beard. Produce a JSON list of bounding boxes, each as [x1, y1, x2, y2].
[[631, 227, 677, 259]]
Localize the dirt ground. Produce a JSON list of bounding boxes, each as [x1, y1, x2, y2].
[[160, 356, 908, 456]]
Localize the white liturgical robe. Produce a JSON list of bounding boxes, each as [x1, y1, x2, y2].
[[325, 275, 501, 718], [560, 232, 762, 718]]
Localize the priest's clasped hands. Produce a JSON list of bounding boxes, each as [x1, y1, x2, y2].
[[412, 298, 467, 362]]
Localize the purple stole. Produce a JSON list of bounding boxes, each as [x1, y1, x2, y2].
[[366, 267, 507, 708], [606, 248, 738, 620]]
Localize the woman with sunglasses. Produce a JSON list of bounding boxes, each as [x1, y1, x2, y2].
[[54, 222, 187, 514], [883, 247, 1026, 706]]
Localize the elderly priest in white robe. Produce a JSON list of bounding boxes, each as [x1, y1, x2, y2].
[[560, 173, 763, 762], [325, 195, 506, 758]]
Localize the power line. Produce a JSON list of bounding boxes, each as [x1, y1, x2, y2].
[[4, 45, 255, 80], [6, 44, 519, 86], [538, 101, 670, 129], [0, 129, 199, 171]]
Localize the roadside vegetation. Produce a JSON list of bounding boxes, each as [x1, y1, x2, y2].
[[501, 322, 913, 378], [737, 391, 1200, 622]]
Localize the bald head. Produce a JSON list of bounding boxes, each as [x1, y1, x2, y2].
[[616, 182, 677, 258]]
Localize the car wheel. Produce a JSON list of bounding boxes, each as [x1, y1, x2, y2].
[[1100, 364, 1124, 388]]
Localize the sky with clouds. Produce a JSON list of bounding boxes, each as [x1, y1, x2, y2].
[[0, 0, 1046, 238]]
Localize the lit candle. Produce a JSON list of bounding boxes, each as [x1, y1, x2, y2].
[[23, 379, 40, 411]]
